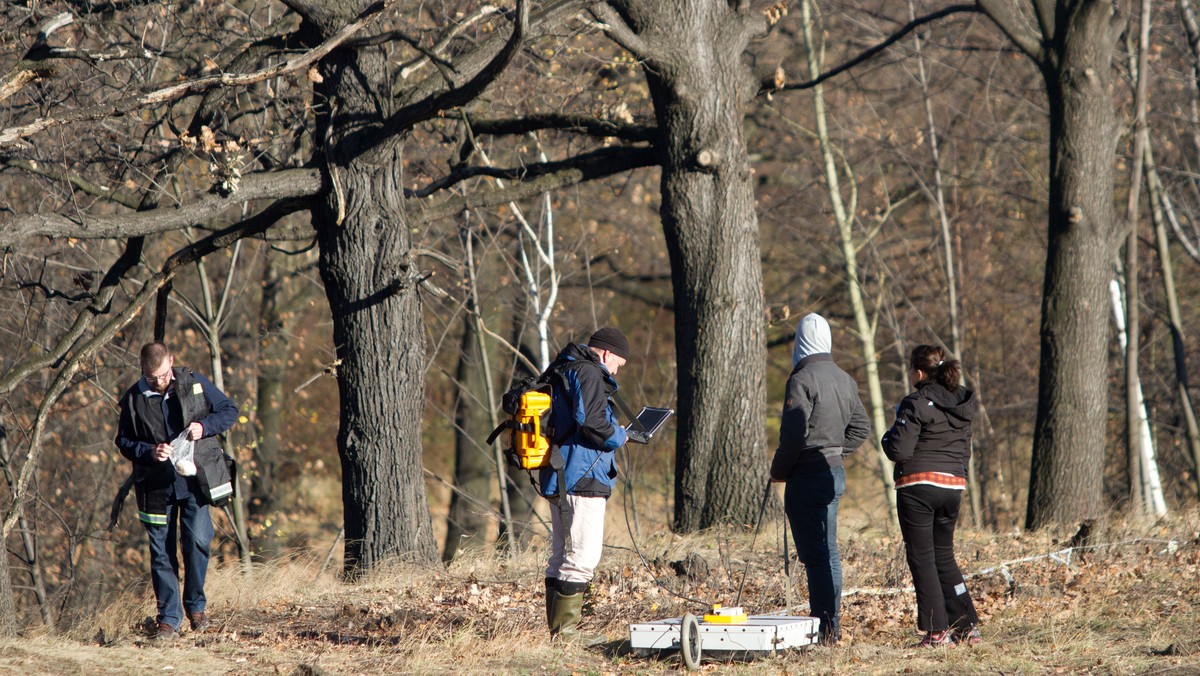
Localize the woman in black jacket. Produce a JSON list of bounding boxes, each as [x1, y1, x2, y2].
[[882, 345, 982, 648]]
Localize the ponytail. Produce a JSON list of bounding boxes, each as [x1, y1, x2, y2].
[[910, 344, 962, 390]]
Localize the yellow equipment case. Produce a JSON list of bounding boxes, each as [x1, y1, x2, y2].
[[486, 366, 565, 473]]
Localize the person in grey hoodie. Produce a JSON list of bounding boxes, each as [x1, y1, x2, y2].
[[882, 345, 981, 648], [770, 313, 871, 645]]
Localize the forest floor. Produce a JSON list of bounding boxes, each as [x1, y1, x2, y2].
[[1, 508, 1198, 675]]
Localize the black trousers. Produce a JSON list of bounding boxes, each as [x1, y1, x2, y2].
[[896, 484, 978, 632]]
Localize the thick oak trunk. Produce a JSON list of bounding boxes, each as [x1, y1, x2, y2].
[[630, 1, 769, 530], [1025, 3, 1123, 529], [312, 25, 438, 573]]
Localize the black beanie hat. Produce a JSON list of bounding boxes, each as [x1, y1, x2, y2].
[[587, 327, 631, 360]]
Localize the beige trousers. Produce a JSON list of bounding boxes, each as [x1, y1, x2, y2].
[[545, 494, 607, 583]]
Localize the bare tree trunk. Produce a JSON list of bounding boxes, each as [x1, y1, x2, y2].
[[251, 245, 315, 559], [603, 0, 770, 529], [907, 0, 980, 527], [465, 223, 516, 555], [472, 140, 563, 551], [500, 299, 543, 546], [1143, 140, 1200, 497], [1124, 12, 1148, 516], [0, 534, 15, 637], [444, 313, 499, 562], [191, 249, 253, 570], [978, 0, 1127, 530], [0, 423, 49, 626], [1110, 276, 1166, 514], [800, 0, 897, 526], [313, 22, 439, 573], [1120, 0, 1167, 518], [253, 248, 287, 516]]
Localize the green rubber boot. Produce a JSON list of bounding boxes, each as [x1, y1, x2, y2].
[[549, 589, 606, 647]]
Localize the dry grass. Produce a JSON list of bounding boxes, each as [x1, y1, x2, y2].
[[2, 507, 1199, 674]]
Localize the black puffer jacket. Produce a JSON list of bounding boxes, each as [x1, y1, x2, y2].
[[882, 380, 977, 480]]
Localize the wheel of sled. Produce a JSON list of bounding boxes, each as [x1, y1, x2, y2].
[[680, 613, 702, 670]]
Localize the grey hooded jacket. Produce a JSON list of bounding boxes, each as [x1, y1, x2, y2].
[[770, 353, 872, 479]]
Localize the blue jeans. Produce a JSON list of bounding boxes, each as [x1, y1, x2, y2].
[[144, 493, 213, 630], [784, 466, 845, 641]]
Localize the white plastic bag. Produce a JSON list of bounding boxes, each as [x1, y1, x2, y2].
[[169, 431, 196, 476]]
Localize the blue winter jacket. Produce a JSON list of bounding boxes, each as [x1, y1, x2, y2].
[[538, 343, 627, 498]]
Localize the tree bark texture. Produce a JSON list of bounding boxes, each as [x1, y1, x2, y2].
[[0, 544, 15, 636], [1024, 1, 1123, 529], [607, 0, 770, 529], [311, 16, 439, 572]]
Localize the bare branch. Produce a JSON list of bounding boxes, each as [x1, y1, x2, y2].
[[0, 1, 392, 149], [0, 13, 76, 104], [464, 112, 656, 142], [409, 145, 655, 197], [565, 253, 674, 308], [1032, 0, 1056, 41], [1156, 174, 1200, 263], [371, 0, 530, 151], [0, 70, 43, 105], [0, 238, 143, 396], [392, 5, 503, 81], [408, 145, 656, 225], [1184, 0, 1200, 48], [34, 12, 75, 43], [1, 158, 141, 209], [589, 3, 657, 60], [773, 4, 984, 93], [1, 168, 322, 246], [400, 0, 589, 105], [976, 0, 1046, 63]]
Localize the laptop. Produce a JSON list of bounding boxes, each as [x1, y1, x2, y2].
[[625, 407, 674, 444]]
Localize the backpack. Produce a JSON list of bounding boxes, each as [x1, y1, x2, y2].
[[486, 361, 570, 472]]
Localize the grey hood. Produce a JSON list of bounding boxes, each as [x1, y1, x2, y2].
[[792, 313, 832, 365]]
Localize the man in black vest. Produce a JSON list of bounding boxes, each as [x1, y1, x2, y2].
[[116, 342, 239, 641]]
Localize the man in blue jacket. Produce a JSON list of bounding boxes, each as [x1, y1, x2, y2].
[[115, 342, 239, 641], [540, 327, 630, 646]]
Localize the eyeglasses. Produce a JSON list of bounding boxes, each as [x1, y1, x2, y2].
[[144, 368, 172, 384]]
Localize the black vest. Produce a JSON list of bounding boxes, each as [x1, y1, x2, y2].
[[120, 368, 227, 519]]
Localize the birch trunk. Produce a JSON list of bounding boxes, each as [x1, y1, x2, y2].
[[1143, 140, 1200, 497], [801, 0, 897, 525]]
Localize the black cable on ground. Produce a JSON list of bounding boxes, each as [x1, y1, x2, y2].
[[733, 481, 774, 608], [618, 448, 710, 607]]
